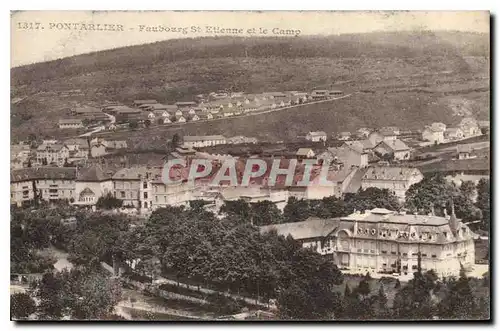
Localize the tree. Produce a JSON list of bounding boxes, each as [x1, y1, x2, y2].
[[32, 272, 66, 319], [344, 187, 400, 212], [476, 178, 490, 229], [393, 269, 438, 320], [171, 133, 180, 147], [188, 199, 210, 212], [96, 193, 123, 210], [405, 173, 458, 215], [251, 200, 283, 226], [128, 120, 139, 130], [11, 293, 36, 320], [68, 213, 130, 267], [31, 268, 121, 320], [460, 181, 476, 201], [277, 249, 343, 320], [374, 284, 389, 318], [283, 197, 310, 223], [438, 266, 481, 320], [355, 273, 371, 298], [340, 283, 361, 320], [310, 196, 349, 218], [220, 199, 252, 222], [375, 151, 395, 162], [394, 279, 401, 289]]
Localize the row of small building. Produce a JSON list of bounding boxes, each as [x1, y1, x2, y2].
[[57, 89, 344, 130], [10, 151, 423, 210], [420, 117, 489, 144], [10, 138, 128, 169], [304, 117, 489, 146]]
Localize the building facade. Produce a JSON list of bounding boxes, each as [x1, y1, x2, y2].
[[183, 135, 227, 148], [36, 144, 71, 167], [112, 166, 162, 208], [74, 165, 113, 206], [305, 131, 327, 142], [11, 167, 77, 206], [361, 166, 424, 202], [261, 207, 475, 277], [374, 139, 411, 161]]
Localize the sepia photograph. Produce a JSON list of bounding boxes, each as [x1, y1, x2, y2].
[[9, 10, 491, 321]]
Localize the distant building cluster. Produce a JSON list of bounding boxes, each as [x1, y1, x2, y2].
[[421, 117, 486, 145], [57, 89, 345, 132], [10, 138, 128, 169]]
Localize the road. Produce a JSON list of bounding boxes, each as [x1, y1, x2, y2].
[[116, 288, 213, 320], [152, 275, 270, 308], [94, 93, 353, 137], [78, 112, 115, 137]]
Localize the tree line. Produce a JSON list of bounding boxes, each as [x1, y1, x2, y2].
[[10, 174, 490, 320]]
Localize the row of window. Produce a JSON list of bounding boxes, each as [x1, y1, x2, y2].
[[355, 249, 438, 258]]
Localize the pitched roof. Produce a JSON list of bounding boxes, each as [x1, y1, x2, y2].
[[37, 144, 68, 152], [377, 139, 410, 152], [77, 164, 112, 182], [341, 208, 451, 227], [296, 148, 314, 156], [79, 187, 96, 195], [112, 166, 162, 180], [344, 168, 368, 193], [106, 140, 128, 149], [73, 106, 101, 114], [184, 135, 226, 142], [343, 141, 366, 154], [63, 138, 88, 146], [478, 120, 490, 128], [59, 119, 83, 125], [377, 128, 398, 136], [11, 167, 77, 182], [307, 131, 327, 137], [362, 166, 422, 181], [134, 100, 158, 105], [260, 218, 340, 240], [457, 145, 472, 153], [445, 128, 463, 134], [115, 107, 141, 114]]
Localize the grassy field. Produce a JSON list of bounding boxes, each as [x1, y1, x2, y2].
[[11, 32, 489, 142]]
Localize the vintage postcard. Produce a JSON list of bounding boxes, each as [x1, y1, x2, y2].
[[10, 11, 490, 321]]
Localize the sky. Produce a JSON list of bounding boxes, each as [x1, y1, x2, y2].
[[11, 11, 490, 67]]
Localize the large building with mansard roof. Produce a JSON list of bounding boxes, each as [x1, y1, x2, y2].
[[260, 207, 476, 277]]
